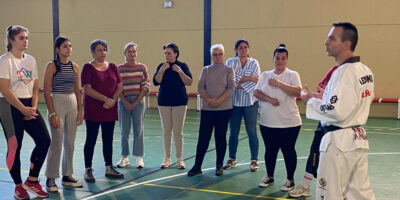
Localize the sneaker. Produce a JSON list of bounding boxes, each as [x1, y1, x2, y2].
[[84, 167, 95, 183], [14, 185, 29, 200], [46, 178, 58, 192], [136, 156, 144, 169], [258, 176, 274, 188], [280, 179, 295, 191], [62, 176, 83, 187], [187, 167, 202, 177], [288, 184, 311, 197], [117, 156, 130, 168], [250, 160, 259, 172], [105, 165, 124, 179], [177, 158, 186, 169], [160, 158, 171, 169], [22, 178, 49, 198], [223, 158, 236, 170], [215, 167, 223, 176]]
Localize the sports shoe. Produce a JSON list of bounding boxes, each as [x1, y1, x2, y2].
[[177, 158, 186, 169], [117, 156, 130, 168], [223, 158, 236, 170], [215, 167, 223, 176], [136, 156, 144, 169], [46, 178, 58, 192], [280, 179, 295, 191], [62, 176, 83, 187], [187, 167, 202, 177], [84, 167, 95, 183], [258, 176, 274, 188], [288, 184, 311, 197], [160, 158, 171, 169], [105, 165, 124, 179], [250, 160, 259, 172], [23, 178, 49, 198], [14, 185, 29, 200]]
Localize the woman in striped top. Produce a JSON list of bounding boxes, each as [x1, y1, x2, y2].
[[117, 42, 150, 169], [43, 36, 83, 192], [224, 39, 261, 172]]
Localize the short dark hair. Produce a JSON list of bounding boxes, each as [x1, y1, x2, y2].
[[273, 44, 288, 58], [6, 25, 29, 52], [90, 39, 108, 52], [333, 22, 358, 51], [163, 43, 179, 59], [234, 39, 249, 57]]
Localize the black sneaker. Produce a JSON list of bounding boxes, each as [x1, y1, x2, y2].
[[223, 158, 236, 170], [84, 168, 95, 183], [105, 166, 124, 179], [46, 178, 58, 192], [62, 176, 83, 187], [187, 167, 202, 177], [215, 167, 223, 176], [259, 176, 274, 188], [280, 179, 295, 191]]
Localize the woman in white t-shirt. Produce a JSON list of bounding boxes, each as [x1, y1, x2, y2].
[[0, 25, 50, 199], [254, 44, 302, 192]]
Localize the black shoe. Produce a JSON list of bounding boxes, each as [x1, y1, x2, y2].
[[215, 167, 223, 176], [187, 167, 202, 177], [84, 168, 95, 183], [62, 176, 83, 187], [105, 165, 124, 179]]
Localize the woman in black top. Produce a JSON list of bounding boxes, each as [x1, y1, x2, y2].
[[153, 43, 192, 169]]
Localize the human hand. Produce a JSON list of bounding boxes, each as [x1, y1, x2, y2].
[[268, 79, 280, 87], [269, 98, 280, 106], [252, 75, 259, 83], [160, 63, 170, 72], [50, 115, 60, 128], [76, 112, 83, 126], [172, 64, 182, 72]]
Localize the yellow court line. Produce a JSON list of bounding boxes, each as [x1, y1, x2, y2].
[[143, 183, 291, 200]]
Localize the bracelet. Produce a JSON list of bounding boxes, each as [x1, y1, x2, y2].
[[49, 112, 56, 118]]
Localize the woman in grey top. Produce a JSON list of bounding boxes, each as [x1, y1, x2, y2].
[[187, 44, 235, 177]]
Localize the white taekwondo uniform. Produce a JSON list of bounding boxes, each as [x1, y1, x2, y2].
[[306, 57, 376, 200]]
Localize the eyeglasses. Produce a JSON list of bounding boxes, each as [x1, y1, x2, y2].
[[212, 53, 223, 57]]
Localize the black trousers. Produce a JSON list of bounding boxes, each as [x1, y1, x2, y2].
[[193, 109, 232, 169], [259, 125, 301, 180]]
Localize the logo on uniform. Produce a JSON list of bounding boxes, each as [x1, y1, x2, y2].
[[319, 178, 327, 188]]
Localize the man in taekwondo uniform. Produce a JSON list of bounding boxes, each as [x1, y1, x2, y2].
[[301, 22, 376, 200]]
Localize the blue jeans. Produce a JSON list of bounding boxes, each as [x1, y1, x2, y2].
[[228, 101, 259, 161], [118, 95, 145, 157]]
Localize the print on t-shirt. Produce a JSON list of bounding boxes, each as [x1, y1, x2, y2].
[[17, 67, 33, 85]]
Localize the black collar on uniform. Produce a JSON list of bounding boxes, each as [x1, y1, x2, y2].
[[339, 56, 360, 66]]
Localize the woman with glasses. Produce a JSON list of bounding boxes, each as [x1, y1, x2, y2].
[[153, 43, 192, 169]]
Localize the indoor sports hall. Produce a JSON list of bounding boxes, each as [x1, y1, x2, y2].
[[0, 1, 399, 200]]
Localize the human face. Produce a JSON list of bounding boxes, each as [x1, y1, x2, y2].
[[236, 42, 249, 58], [10, 31, 28, 51], [164, 47, 177, 63], [324, 26, 346, 58], [92, 44, 107, 62], [212, 48, 225, 64], [273, 52, 288, 70], [124, 45, 137, 62], [56, 40, 72, 58]]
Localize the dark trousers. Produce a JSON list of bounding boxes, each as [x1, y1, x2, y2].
[[305, 122, 325, 177], [259, 125, 301, 180], [194, 109, 232, 169], [0, 98, 50, 184], [84, 120, 115, 168]]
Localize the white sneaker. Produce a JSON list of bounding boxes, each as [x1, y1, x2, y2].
[[117, 156, 130, 168], [280, 179, 295, 191], [136, 156, 144, 168], [161, 158, 171, 169], [177, 158, 186, 169], [288, 184, 311, 197]]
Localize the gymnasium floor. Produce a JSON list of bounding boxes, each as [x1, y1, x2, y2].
[[0, 104, 399, 200]]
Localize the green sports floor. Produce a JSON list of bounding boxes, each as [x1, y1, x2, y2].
[[0, 104, 399, 200]]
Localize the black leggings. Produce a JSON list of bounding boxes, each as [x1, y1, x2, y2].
[[0, 98, 50, 184], [194, 109, 232, 169], [259, 125, 301, 180], [84, 120, 115, 168]]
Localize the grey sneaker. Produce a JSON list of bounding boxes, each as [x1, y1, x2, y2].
[[177, 158, 186, 169], [223, 158, 236, 170], [84, 167, 95, 183], [46, 178, 58, 192], [62, 176, 83, 188], [117, 156, 130, 168], [105, 166, 124, 179], [250, 160, 259, 172], [259, 176, 274, 188], [288, 184, 311, 197], [280, 179, 295, 191], [160, 158, 171, 169]]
